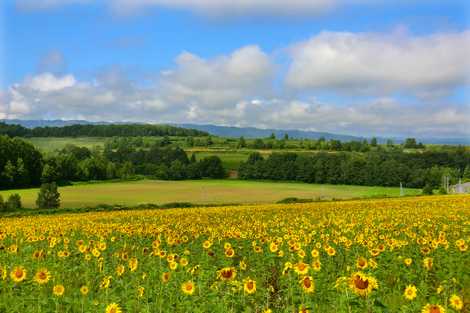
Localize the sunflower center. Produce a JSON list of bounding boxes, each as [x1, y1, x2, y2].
[[247, 281, 254, 289], [221, 269, 233, 278], [430, 306, 441, 313], [38, 272, 47, 279], [353, 276, 369, 289], [15, 270, 23, 278], [303, 277, 312, 288]]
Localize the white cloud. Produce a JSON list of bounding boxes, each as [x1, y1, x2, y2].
[[109, 0, 337, 17], [15, 0, 91, 10], [159, 45, 273, 109], [286, 30, 470, 95], [2, 42, 469, 138], [27, 73, 76, 92]]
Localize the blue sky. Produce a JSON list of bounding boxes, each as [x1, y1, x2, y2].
[[1, 0, 469, 137]]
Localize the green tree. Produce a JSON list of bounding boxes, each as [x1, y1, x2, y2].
[[36, 183, 61, 209], [463, 166, 470, 181], [199, 156, 225, 178], [237, 136, 246, 148], [2, 161, 16, 187], [186, 136, 194, 147], [6, 194, 22, 211], [168, 160, 186, 180], [252, 139, 265, 149], [118, 161, 135, 179], [370, 137, 378, 147], [0, 195, 5, 212], [41, 164, 58, 183], [404, 138, 418, 149]]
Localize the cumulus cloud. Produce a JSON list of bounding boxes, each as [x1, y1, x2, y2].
[[286, 30, 470, 95], [27, 73, 76, 92], [158, 45, 273, 109], [250, 98, 470, 137], [2, 40, 469, 138]]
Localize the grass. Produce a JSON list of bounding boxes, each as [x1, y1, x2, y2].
[[25, 137, 107, 152], [0, 179, 421, 209], [190, 151, 249, 171]]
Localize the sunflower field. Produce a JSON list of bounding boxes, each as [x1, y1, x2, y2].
[[0, 195, 469, 313]]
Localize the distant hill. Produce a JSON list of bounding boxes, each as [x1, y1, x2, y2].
[[1, 119, 469, 145], [0, 119, 109, 128], [177, 123, 365, 142]]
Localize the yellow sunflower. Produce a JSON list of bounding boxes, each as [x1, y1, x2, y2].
[[403, 284, 417, 300], [298, 305, 311, 313], [326, 247, 336, 256], [421, 304, 445, 313], [243, 278, 256, 294], [218, 267, 237, 281], [356, 257, 368, 270], [105, 303, 122, 313], [10, 266, 27, 283], [294, 262, 310, 275], [348, 272, 378, 297], [53, 284, 65, 297], [449, 295, 463, 311], [423, 257, 433, 271], [181, 281, 196, 295], [310, 249, 320, 258], [116, 264, 125, 276], [300, 276, 315, 293], [225, 247, 235, 258], [34, 268, 51, 285], [161, 271, 170, 283], [80, 285, 89, 296]]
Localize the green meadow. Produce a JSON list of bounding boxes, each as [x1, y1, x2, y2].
[[0, 179, 421, 209]]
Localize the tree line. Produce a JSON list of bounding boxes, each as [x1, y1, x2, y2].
[[0, 135, 226, 190], [0, 122, 208, 138], [239, 150, 470, 189]]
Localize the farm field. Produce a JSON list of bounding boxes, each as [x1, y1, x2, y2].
[[0, 195, 468, 312], [26, 137, 108, 152], [0, 179, 421, 209]]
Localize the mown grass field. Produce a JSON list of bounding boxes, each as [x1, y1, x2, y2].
[[0, 195, 468, 312], [0, 179, 421, 209]]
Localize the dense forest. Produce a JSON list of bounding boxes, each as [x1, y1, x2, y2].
[[0, 122, 208, 137], [239, 151, 470, 188]]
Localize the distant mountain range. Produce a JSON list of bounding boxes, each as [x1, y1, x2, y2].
[[178, 123, 364, 142], [1, 119, 469, 145]]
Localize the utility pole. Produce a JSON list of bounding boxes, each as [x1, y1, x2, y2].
[[400, 182, 404, 197]]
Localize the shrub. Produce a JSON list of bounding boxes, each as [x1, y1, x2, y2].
[[6, 194, 22, 211], [422, 184, 434, 195], [0, 195, 5, 212], [36, 182, 61, 209], [277, 197, 313, 204]]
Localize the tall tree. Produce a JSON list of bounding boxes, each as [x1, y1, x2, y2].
[[36, 183, 61, 209]]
